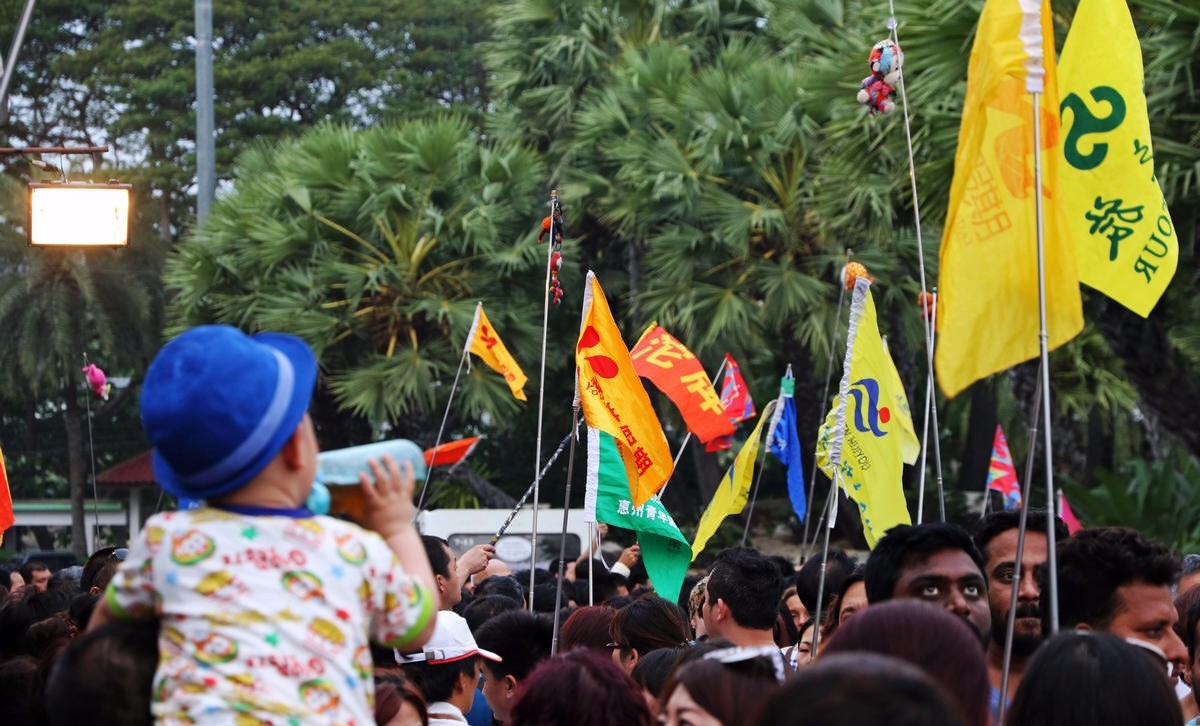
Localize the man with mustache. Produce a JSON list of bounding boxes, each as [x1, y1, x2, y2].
[[974, 509, 1069, 720]]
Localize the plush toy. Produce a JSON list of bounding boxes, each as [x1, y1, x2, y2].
[[917, 290, 937, 322], [537, 191, 567, 305], [82, 363, 111, 400], [857, 39, 903, 115]]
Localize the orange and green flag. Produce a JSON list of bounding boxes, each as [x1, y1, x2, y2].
[[630, 323, 733, 445], [575, 272, 673, 507], [1058, 0, 1177, 317], [935, 0, 1083, 398], [465, 302, 528, 401]]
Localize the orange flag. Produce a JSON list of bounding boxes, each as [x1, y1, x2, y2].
[[465, 302, 528, 401], [630, 323, 733, 445], [0, 444, 13, 547], [575, 272, 673, 507]]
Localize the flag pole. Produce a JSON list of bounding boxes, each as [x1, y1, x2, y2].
[[1025, 2, 1060, 632], [415, 349, 468, 513], [739, 442, 773, 547], [660, 355, 727, 497], [550, 405, 582, 655], [528, 189, 562, 610], [490, 421, 583, 543]]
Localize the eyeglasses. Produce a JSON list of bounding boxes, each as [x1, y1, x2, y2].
[[605, 642, 627, 650], [112, 548, 129, 561]]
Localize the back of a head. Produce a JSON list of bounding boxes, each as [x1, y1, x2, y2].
[[610, 596, 690, 655], [473, 610, 555, 682], [80, 547, 129, 594], [473, 575, 525, 604], [508, 650, 653, 726], [796, 549, 855, 615], [865, 523, 984, 603], [659, 650, 783, 725], [755, 652, 967, 726], [559, 605, 618, 652], [1052, 526, 1180, 630], [1005, 631, 1182, 726], [631, 647, 683, 699], [821, 599, 989, 726], [707, 547, 785, 629], [461, 594, 521, 632], [45, 620, 159, 726]]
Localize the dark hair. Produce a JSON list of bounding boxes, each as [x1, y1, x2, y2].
[[18, 561, 50, 584], [865, 523, 986, 603], [822, 600, 990, 726], [461, 594, 521, 632], [44, 620, 158, 726], [473, 575, 525, 605], [421, 535, 453, 578], [973, 508, 1069, 553], [1005, 631, 1181, 726], [80, 547, 128, 593], [24, 613, 74, 662], [631, 647, 683, 699], [531, 582, 567, 612], [572, 566, 628, 605], [609, 596, 690, 656], [474, 610, 554, 682], [707, 548, 785, 629], [508, 650, 653, 726], [1050, 527, 1181, 630], [402, 656, 478, 704], [0, 656, 38, 725], [658, 652, 782, 725], [1174, 586, 1200, 656], [1183, 595, 1200, 663], [755, 652, 967, 726], [374, 669, 428, 725], [559, 605, 618, 652], [796, 549, 856, 616], [829, 564, 868, 633]]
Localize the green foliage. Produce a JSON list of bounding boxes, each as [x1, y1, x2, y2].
[[1062, 451, 1200, 552]]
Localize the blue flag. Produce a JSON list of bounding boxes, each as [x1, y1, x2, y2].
[[768, 367, 806, 523]]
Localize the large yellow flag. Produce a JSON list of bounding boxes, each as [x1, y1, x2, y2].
[[1059, 0, 1176, 317], [575, 272, 673, 507], [691, 399, 777, 561], [816, 279, 920, 548], [935, 0, 1083, 399], [465, 302, 528, 401]]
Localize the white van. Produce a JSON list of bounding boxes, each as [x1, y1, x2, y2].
[[416, 508, 591, 568]]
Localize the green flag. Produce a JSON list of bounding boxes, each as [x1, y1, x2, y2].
[[587, 428, 691, 603]]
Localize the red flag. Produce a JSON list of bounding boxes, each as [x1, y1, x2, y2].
[[705, 354, 755, 452], [1058, 489, 1084, 535], [0, 444, 13, 546], [987, 425, 1021, 509], [424, 436, 482, 469], [630, 324, 733, 445]]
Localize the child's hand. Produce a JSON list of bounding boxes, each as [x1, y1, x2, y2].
[[359, 455, 417, 539]]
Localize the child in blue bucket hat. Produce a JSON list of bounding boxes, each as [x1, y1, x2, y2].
[[91, 325, 437, 723]]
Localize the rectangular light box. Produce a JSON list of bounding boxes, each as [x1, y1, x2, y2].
[[28, 183, 133, 247]]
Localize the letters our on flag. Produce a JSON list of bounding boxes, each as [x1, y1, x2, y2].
[[935, 0, 1083, 399], [575, 272, 673, 507], [767, 367, 806, 524], [691, 399, 777, 561], [705, 354, 756, 453], [1058, 0, 1177, 317], [0, 444, 13, 546], [987, 424, 1021, 510], [464, 302, 528, 401], [585, 427, 691, 603], [816, 278, 919, 548], [630, 324, 734, 445]]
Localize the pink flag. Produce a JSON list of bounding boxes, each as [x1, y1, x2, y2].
[[987, 425, 1021, 510], [704, 354, 756, 453], [1058, 489, 1084, 535]]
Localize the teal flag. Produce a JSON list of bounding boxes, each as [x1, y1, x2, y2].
[[588, 428, 691, 603]]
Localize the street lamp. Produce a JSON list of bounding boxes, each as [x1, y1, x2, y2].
[[28, 182, 132, 247]]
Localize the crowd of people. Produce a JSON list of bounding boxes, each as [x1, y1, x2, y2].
[[1, 324, 1197, 725]]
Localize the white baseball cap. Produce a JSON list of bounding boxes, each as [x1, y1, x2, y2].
[[398, 611, 502, 665]]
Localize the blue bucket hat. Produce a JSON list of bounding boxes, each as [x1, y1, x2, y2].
[[141, 325, 318, 501]]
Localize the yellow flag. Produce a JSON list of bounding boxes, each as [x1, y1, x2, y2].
[[935, 0, 1083, 399], [1059, 0, 1176, 317], [816, 280, 919, 548], [575, 272, 673, 507], [691, 399, 777, 561], [465, 302, 527, 401]]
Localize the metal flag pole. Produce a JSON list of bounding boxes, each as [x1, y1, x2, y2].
[[997, 366, 1045, 726], [550, 405, 582, 655], [528, 190, 562, 610], [739, 442, 774, 547], [490, 421, 584, 543], [415, 349, 468, 513]]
